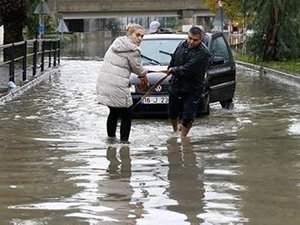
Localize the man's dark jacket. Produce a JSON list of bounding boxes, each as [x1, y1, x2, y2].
[[168, 40, 210, 96]]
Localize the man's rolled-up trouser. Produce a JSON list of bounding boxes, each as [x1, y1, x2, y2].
[[168, 93, 201, 128]]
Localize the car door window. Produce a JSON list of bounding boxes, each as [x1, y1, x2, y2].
[[211, 36, 230, 62]]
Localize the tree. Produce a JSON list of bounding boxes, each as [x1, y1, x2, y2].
[[0, 0, 55, 42], [0, 0, 26, 45], [26, 0, 39, 39], [204, 0, 242, 21], [242, 0, 300, 61]]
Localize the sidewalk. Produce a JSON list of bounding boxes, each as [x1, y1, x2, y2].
[[0, 65, 58, 105], [0, 60, 52, 94], [236, 60, 300, 87], [0, 65, 9, 93], [0, 65, 38, 94]]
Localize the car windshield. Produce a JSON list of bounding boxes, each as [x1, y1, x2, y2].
[[140, 38, 184, 65]]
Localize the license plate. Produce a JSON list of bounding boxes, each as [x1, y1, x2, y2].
[[142, 96, 169, 104]]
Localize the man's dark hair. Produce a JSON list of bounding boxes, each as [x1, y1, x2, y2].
[[189, 26, 204, 37]]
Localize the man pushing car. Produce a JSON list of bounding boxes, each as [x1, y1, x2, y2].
[[167, 26, 210, 138]]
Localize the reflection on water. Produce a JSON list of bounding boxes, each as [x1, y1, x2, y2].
[[166, 138, 204, 225], [0, 61, 300, 224], [61, 32, 112, 60], [288, 119, 300, 135]]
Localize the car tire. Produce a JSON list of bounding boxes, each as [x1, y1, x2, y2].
[[220, 98, 234, 110]]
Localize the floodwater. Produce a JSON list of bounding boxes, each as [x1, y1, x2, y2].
[[0, 59, 299, 225]]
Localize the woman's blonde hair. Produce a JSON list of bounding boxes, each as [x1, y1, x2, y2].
[[125, 23, 145, 36]]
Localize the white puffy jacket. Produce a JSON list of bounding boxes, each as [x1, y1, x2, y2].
[[96, 36, 148, 108]]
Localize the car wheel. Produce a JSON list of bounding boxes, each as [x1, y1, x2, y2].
[[220, 98, 234, 110]]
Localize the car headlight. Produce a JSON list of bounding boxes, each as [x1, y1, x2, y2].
[[129, 84, 136, 93]]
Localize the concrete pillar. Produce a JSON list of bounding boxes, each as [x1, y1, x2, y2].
[[181, 9, 196, 25], [0, 26, 3, 45], [196, 16, 213, 32]]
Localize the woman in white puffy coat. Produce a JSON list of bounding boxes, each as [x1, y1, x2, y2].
[[96, 23, 148, 143]]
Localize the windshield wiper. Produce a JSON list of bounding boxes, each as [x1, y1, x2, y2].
[[141, 54, 161, 65], [159, 50, 173, 57]]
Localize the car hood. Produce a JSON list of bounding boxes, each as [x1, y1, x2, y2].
[[130, 65, 170, 84]]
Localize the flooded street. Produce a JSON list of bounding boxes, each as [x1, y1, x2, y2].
[[0, 59, 299, 225]]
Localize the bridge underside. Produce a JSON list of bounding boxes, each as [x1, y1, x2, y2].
[[60, 10, 212, 20], [47, 0, 213, 20], [46, 0, 214, 32]]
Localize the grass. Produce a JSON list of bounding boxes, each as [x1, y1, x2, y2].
[[234, 54, 300, 75]]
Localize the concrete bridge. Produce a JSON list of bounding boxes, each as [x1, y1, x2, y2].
[[46, 0, 213, 29]]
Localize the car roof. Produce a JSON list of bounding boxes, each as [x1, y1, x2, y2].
[[143, 33, 213, 40], [143, 34, 187, 40]]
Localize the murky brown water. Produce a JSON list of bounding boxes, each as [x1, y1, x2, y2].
[[0, 60, 299, 225], [61, 33, 112, 60]]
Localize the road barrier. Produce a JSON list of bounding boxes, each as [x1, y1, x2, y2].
[[0, 39, 60, 91]]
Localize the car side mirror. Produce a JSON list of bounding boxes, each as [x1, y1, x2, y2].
[[211, 56, 225, 65]]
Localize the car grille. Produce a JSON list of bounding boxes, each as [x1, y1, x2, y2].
[[138, 84, 169, 94]]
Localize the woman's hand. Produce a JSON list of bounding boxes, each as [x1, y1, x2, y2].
[[138, 76, 149, 91]]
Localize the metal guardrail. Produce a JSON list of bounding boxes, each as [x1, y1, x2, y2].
[[0, 39, 60, 84]]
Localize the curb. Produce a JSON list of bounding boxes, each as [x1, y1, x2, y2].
[[0, 68, 58, 105], [236, 60, 300, 87]]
